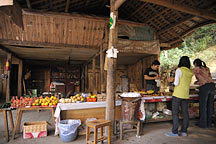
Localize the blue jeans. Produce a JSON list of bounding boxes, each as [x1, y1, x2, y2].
[[199, 83, 215, 128], [172, 96, 189, 134]]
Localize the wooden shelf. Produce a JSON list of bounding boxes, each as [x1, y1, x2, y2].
[[146, 116, 172, 123]]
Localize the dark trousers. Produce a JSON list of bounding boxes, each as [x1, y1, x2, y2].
[[146, 84, 159, 92], [172, 96, 189, 134], [199, 83, 215, 128]]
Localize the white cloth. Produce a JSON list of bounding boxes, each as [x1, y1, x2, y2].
[[174, 68, 182, 86], [139, 99, 145, 121], [54, 101, 122, 136], [120, 92, 141, 97]]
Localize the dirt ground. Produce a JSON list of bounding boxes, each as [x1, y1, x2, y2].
[[0, 110, 216, 144]]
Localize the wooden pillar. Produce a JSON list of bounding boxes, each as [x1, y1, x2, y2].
[[106, 0, 118, 135], [6, 54, 11, 102], [44, 69, 50, 92], [85, 64, 88, 92], [81, 66, 85, 92], [92, 58, 96, 94], [100, 46, 105, 93], [17, 60, 23, 96]]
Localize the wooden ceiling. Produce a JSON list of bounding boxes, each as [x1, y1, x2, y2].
[[0, 0, 216, 63], [15, 0, 216, 48]]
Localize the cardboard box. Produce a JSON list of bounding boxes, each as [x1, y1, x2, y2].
[[23, 121, 49, 139]]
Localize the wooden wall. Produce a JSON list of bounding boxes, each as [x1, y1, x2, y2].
[[0, 11, 106, 47], [86, 54, 159, 93]]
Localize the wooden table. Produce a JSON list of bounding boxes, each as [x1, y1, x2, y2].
[[11, 106, 55, 140], [0, 108, 14, 142]]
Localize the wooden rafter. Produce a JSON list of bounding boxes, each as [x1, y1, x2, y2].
[[101, 0, 107, 8], [160, 43, 170, 47], [85, 0, 89, 7], [168, 30, 184, 42], [26, 0, 31, 9], [114, 0, 126, 10], [145, 8, 168, 23], [158, 15, 194, 34], [141, 0, 216, 21], [65, 0, 70, 12], [169, 20, 215, 45], [127, 3, 148, 19]]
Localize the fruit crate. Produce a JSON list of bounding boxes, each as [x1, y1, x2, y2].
[[23, 121, 50, 139], [87, 98, 97, 102]]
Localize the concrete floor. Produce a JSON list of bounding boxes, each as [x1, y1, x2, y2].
[[0, 110, 216, 144]]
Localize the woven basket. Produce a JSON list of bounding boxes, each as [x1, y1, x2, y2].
[[23, 121, 47, 133]]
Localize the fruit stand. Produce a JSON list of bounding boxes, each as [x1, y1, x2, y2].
[[11, 106, 55, 140], [54, 100, 122, 136]]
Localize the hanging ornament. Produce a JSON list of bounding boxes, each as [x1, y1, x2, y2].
[[5, 60, 10, 71]]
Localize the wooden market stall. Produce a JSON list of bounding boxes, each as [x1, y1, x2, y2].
[[0, 0, 216, 142]]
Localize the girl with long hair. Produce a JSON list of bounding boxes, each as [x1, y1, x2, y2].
[[193, 59, 215, 128]]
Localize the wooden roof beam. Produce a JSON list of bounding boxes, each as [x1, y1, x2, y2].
[[168, 30, 184, 42], [145, 8, 168, 23], [26, 0, 31, 9], [160, 43, 170, 47], [0, 45, 22, 60], [65, 0, 70, 12], [0, 39, 99, 50], [141, 0, 216, 21], [114, 0, 126, 10], [127, 3, 148, 19], [158, 15, 194, 34], [169, 20, 215, 45]]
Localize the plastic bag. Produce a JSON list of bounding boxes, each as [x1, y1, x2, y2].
[[58, 119, 81, 136]]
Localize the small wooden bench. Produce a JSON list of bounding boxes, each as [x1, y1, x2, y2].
[[86, 119, 111, 144]]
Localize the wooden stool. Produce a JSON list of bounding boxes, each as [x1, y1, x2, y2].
[[86, 119, 111, 144], [120, 120, 141, 140]]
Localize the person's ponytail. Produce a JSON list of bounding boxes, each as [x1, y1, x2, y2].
[[202, 61, 207, 68]]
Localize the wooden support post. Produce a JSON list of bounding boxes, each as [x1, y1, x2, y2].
[[85, 64, 88, 92], [100, 46, 105, 93], [114, 0, 126, 10], [92, 58, 96, 94], [81, 66, 85, 92], [106, 0, 118, 136], [6, 54, 11, 102], [17, 60, 23, 96]]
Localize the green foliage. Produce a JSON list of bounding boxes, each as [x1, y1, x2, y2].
[[160, 24, 216, 69]]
